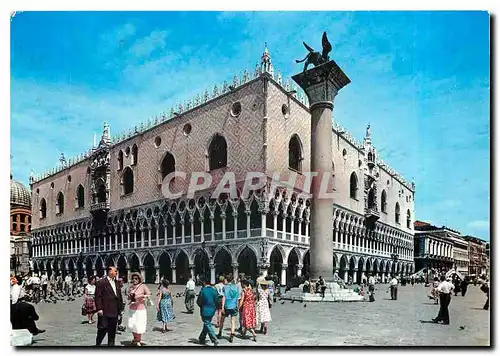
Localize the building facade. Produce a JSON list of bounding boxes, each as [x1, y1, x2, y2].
[[414, 220, 469, 276], [463, 235, 488, 277], [10, 174, 32, 276], [30, 48, 415, 285], [413, 221, 454, 273]]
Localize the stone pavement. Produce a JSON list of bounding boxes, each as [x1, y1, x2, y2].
[[26, 283, 490, 347]]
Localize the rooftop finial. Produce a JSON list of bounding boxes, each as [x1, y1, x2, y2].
[[261, 42, 273, 75], [100, 121, 111, 147], [59, 152, 67, 167]]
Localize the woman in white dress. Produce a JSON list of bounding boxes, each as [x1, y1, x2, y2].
[[83, 276, 97, 324], [256, 281, 272, 335], [126, 272, 151, 346]]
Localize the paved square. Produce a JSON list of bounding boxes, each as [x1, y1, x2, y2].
[[27, 283, 489, 347]]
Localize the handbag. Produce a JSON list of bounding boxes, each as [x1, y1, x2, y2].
[[81, 303, 86, 316]]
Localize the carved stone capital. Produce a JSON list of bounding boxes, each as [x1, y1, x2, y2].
[[292, 60, 350, 109]]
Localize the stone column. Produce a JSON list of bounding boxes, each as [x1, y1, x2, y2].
[[222, 215, 226, 240], [210, 263, 216, 285], [156, 223, 160, 247], [210, 216, 215, 241], [232, 263, 239, 281], [181, 220, 186, 244], [200, 217, 205, 242], [171, 220, 177, 245], [171, 265, 177, 284], [140, 266, 146, 282], [189, 264, 195, 279], [148, 225, 152, 247], [281, 264, 288, 286], [233, 212, 238, 239], [352, 268, 358, 284], [155, 265, 160, 284], [297, 264, 303, 277], [190, 217, 195, 241], [140, 227, 145, 248], [273, 211, 278, 238], [246, 208, 251, 238]]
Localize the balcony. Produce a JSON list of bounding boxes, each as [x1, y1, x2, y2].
[[90, 201, 110, 213], [364, 207, 380, 223]]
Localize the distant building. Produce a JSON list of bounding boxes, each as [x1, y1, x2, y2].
[[10, 174, 32, 276], [463, 235, 488, 277], [414, 220, 469, 276], [413, 220, 454, 273]]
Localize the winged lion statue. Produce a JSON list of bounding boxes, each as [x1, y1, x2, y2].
[[296, 32, 332, 72]]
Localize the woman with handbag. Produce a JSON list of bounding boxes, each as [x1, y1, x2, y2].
[[126, 272, 152, 346], [256, 281, 272, 335], [82, 276, 97, 324]]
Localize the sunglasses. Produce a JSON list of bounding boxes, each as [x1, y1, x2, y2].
[[132, 277, 140, 280]]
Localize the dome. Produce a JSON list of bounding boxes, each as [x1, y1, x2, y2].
[[10, 176, 31, 207]]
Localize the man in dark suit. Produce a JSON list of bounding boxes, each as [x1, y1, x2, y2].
[[95, 266, 123, 346], [11, 300, 46, 335]]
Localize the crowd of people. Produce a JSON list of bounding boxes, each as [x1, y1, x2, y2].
[[10, 267, 490, 346]]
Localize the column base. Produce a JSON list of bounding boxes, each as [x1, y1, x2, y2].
[[282, 282, 364, 302]]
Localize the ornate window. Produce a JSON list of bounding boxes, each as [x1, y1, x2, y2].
[[131, 144, 138, 166], [208, 134, 228, 170], [40, 198, 47, 219], [406, 209, 411, 229], [288, 134, 303, 172], [122, 167, 134, 195], [56, 192, 64, 215], [381, 190, 387, 213], [118, 150, 124, 171], [395, 203, 400, 224], [367, 189, 376, 209], [161, 152, 176, 180], [76, 185, 85, 208], [350, 172, 358, 199]]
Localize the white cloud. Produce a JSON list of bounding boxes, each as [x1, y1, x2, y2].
[[467, 220, 490, 230], [129, 30, 169, 59]]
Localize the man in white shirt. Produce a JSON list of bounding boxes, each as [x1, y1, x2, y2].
[[432, 275, 454, 324], [41, 273, 48, 300], [64, 274, 73, 297], [368, 274, 376, 302], [389, 275, 399, 300], [11, 277, 22, 304], [185, 275, 196, 313]]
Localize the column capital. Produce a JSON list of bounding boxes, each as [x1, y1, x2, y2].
[[281, 264, 288, 269], [170, 264, 176, 269], [292, 60, 350, 109], [232, 262, 239, 268], [209, 262, 215, 269]]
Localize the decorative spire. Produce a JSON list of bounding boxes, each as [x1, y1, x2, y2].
[[364, 123, 372, 145], [260, 42, 273, 76], [99, 121, 111, 147], [59, 153, 67, 167]]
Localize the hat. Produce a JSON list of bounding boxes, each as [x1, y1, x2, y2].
[[130, 272, 143, 283]]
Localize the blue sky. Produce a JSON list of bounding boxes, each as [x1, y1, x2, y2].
[[10, 11, 490, 240]]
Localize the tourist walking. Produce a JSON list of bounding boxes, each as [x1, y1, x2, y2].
[[196, 278, 219, 346], [428, 277, 439, 304], [217, 274, 241, 343], [126, 272, 152, 346], [389, 275, 398, 300], [214, 276, 226, 327], [41, 272, 48, 300], [156, 279, 175, 333], [240, 280, 257, 341], [95, 266, 124, 347], [237, 274, 245, 333], [453, 276, 461, 296], [83, 276, 97, 324], [432, 275, 454, 325], [185, 275, 196, 314], [368, 274, 376, 302], [256, 280, 272, 335], [460, 278, 469, 297], [480, 277, 489, 310]]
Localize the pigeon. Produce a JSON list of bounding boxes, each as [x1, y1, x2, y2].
[[291, 300, 295, 304], [280, 301, 285, 305], [459, 326, 466, 330], [303, 304, 307, 308]]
